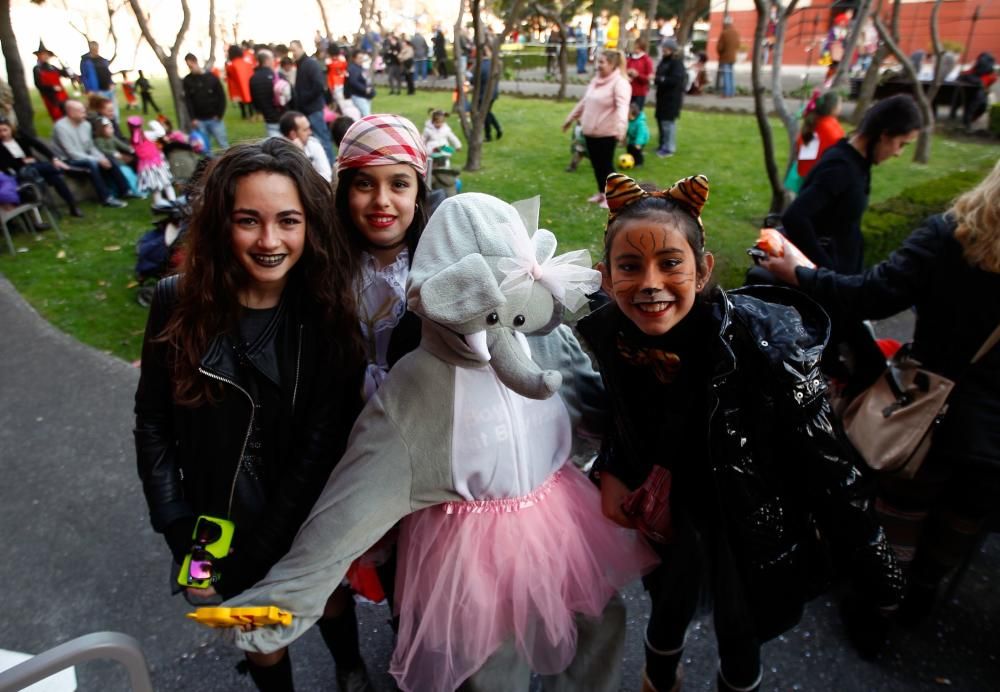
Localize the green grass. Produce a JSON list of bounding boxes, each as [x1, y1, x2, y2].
[[4, 82, 998, 362]]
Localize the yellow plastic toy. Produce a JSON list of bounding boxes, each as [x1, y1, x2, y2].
[[187, 606, 293, 629]]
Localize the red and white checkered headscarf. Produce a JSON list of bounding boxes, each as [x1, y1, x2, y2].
[[336, 114, 428, 176]]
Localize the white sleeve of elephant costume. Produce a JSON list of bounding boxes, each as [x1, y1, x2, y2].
[[224, 392, 419, 654]]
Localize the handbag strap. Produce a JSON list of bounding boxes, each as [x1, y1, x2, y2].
[[971, 322, 1000, 365]]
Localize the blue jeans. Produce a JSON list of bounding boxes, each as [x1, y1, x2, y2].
[[306, 109, 334, 165], [576, 48, 588, 74], [658, 119, 677, 154], [196, 117, 229, 154], [66, 158, 128, 203], [720, 63, 734, 97], [415, 59, 429, 81], [351, 96, 372, 118]]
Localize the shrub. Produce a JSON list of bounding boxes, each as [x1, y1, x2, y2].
[[862, 164, 993, 264], [990, 103, 1000, 137]]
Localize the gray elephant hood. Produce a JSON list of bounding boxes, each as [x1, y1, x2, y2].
[[407, 192, 600, 328]]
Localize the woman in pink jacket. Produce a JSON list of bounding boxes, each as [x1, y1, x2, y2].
[[562, 49, 630, 208]]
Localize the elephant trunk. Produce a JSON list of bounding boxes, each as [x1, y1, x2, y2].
[[485, 328, 562, 400]]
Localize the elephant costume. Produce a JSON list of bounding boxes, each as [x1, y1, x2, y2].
[[225, 193, 658, 690]]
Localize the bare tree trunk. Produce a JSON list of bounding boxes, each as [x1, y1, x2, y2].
[[127, 0, 192, 129], [675, 0, 710, 51], [874, 7, 933, 163], [852, 43, 888, 125], [535, 7, 570, 100], [462, 0, 525, 171], [315, 0, 332, 41], [751, 0, 785, 213], [0, 0, 34, 136], [829, 0, 873, 89], [851, 0, 898, 125], [770, 0, 801, 194], [618, 0, 634, 53], [454, 0, 468, 134], [205, 0, 218, 71], [587, 0, 601, 51], [558, 26, 568, 99], [359, 0, 374, 36], [926, 0, 945, 103]]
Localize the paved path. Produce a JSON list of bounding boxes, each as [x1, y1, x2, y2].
[[1, 255, 997, 688]]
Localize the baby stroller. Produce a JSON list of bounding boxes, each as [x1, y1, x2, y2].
[[429, 146, 462, 198], [134, 199, 189, 307]]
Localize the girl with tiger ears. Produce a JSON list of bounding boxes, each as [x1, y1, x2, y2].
[[577, 173, 903, 692]]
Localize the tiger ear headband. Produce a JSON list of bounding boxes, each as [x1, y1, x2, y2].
[[604, 172, 710, 249]]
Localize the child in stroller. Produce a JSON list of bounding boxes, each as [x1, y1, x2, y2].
[[134, 199, 189, 307]]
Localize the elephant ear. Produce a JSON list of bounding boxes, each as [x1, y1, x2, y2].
[[419, 253, 506, 326]]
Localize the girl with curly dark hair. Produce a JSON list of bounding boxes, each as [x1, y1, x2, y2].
[[134, 137, 366, 691]]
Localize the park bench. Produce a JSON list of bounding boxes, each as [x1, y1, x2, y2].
[[1, 181, 63, 255], [849, 74, 984, 120]]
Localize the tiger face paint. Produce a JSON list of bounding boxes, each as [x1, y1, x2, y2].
[[599, 218, 714, 336]]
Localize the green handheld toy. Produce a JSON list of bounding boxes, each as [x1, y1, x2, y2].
[[177, 515, 235, 589]]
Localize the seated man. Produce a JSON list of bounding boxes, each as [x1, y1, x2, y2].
[[51, 99, 136, 207], [278, 110, 332, 183]]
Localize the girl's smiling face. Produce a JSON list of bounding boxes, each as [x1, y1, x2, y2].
[[348, 163, 418, 264], [599, 218, 713, 336], [230, 171, 306, 308]]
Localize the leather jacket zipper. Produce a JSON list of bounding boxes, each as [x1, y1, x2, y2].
[[198, 366, 256, 518], [292, 324, 303, 409]]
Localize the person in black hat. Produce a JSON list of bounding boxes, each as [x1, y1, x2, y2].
[[33, 41, 71, 122]]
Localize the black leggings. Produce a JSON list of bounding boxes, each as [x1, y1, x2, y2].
[[645, 520, 761, 689], [584, 135, 617, 194]]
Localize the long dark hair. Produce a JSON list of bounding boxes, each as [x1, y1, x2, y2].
[[333, 166, 429, 266], [856, 94, 923, 161], [161, 138, 362, 406]]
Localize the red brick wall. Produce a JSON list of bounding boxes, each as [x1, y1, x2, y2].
[[709, 3, 1000, 68]]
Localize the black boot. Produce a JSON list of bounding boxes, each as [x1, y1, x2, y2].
[[717, 666, 762, 692], [841, 594, 890, 659], [243, 651, 294, 692], [642, 636, 683, 692], [318, 600, 372, 692]]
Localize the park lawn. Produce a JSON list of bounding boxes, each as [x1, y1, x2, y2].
[[4, 83, 998, 362]]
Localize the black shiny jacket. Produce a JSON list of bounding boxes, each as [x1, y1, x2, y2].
[[578, 285, 902, 640], [134, 275, 363, 595]]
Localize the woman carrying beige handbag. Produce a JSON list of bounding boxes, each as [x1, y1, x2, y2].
[[762, 159, 1000, 657]]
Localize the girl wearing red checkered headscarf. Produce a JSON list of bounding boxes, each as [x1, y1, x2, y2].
[[335, 113, 431, 401]]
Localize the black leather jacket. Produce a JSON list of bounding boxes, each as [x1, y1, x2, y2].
[[134, 275, 363, 595], [578, 285, 902, 640]]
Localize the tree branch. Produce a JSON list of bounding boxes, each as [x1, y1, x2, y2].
[[170, 0, 191, 60], [127, 0, 166, 63], [927, 0, 945, 102], [830, 0, 873, 89]]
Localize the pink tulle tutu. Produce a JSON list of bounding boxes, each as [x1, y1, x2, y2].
[[389, 464, 660, 691]]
